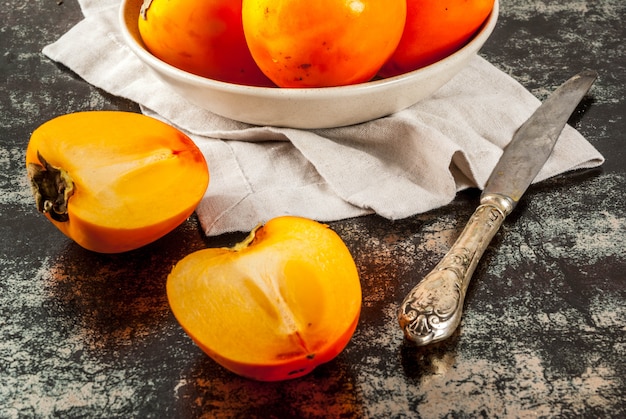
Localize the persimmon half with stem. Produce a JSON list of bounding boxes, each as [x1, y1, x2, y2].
[[167, 216, 362, 381], [25, 111, 209, 253]]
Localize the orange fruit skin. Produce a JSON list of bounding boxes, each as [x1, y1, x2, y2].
[[26, 111, 209, 254], [138, 0, 274, 87], [167, 216, 362, 381], [378, 0, 495, 78], [242, 0, 407, 87], [192, 307, 360, 381]]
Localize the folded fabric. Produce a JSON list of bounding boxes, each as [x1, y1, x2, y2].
[[42, 0, 604, 236]]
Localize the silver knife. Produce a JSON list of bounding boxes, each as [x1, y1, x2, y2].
[[398, 70, 598, 346]]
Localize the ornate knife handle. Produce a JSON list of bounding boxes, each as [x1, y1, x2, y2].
[[398, 194, 514, 345]]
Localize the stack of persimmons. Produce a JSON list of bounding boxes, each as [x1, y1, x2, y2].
[[138, 0, 495, 87]]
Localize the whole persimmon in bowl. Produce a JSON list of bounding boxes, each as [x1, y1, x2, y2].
[[379, 0, 497, 78], [119, 0, 499, 129], [137, 0, 274, 87], [241, 0, 406, 88], [166, 216, 362, 381]]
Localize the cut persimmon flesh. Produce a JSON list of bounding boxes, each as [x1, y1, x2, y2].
[[25, 111, 209, 253], [167, 216, 362, 381]]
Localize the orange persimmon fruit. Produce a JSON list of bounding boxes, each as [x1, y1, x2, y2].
[[379, 0, 495, 78], [137, 0, 274, 87], [166, 216, 362, 381], [241, 0, 407, 87], [25, 111, 209, 254]]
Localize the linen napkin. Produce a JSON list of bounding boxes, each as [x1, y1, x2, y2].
[[42, 0, 604, 236]]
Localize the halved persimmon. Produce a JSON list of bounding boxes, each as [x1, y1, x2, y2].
[[25, 111, 209, 253], [167, 216, 362, 381], [379, 0, 495, 78], [242, 0, 407, 87]]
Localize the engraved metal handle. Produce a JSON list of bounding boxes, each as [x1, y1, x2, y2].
[[398, 194, 514, 345]]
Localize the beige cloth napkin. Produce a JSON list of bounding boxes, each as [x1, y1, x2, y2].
[[43, 0, 604, 236]]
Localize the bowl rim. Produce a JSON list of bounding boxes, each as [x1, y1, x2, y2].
[[119, 0, 500, 99]]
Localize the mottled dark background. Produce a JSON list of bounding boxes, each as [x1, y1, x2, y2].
[[1, 1, 624, 417]]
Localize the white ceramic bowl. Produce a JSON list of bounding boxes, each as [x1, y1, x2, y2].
[[119, 0, 499, 129]]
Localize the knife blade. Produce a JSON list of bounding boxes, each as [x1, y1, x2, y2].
[[398, 70, 598, 346]]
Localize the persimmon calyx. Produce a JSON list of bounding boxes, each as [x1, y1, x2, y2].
[[27, 152, 74, 222]]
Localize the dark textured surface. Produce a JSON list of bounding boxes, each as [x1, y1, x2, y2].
[[1, 1, 624, 418]]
